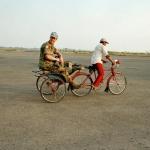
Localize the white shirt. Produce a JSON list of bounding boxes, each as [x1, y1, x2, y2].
[[91, 43, 109, 64]]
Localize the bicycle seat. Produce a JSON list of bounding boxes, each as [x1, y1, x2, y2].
[[88, 65, 97, 72]]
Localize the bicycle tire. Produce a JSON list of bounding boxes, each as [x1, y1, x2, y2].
[[36, 75, 48, 92], [108, 72, 127, 95], [71, 72, 93, 97], [40, 75, 66, 103]]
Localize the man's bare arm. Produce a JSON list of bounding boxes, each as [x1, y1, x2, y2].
[[101, 59, 108, 63], [106, 55, 115, 65], [45, 54, 60, 62], [55, 49, 64, 65], [55, 49, 62, 57]]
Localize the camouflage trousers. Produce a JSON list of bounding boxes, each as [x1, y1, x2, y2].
[[39, 62, 69, 82]]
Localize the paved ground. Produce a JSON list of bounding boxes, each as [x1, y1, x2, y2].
[[0, 50, 150, 150]]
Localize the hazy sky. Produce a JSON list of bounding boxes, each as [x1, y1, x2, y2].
[[0, 0, 150, 52]]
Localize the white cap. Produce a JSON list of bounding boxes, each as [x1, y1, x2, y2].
[[100, 38, 109, 44]]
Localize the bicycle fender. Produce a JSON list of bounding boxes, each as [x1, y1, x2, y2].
[[47, 73, 67, 82]]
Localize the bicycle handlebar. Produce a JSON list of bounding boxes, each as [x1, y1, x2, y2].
[[115, 59, 120, 64], [84, 59, 121, 72]]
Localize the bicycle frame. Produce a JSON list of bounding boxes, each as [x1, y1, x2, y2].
[[93, 66, 116, 82], [70, 64, 119, 89]]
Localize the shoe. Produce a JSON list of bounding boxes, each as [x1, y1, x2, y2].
[[104, 87, 109, 93]]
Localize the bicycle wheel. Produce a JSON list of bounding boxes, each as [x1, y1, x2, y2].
[[40, 76, 66, 103], [36, 75, 48, 92], [71, 73, 93, 97], [108, 72, 127, 95]]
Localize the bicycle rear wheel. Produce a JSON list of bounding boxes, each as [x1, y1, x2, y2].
[[71, 73, 93, 97], [36, 75, 48, 92], [108, 72, 127, 95], [40, 75, 66, 103]]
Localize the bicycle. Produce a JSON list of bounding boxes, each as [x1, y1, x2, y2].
[[33, 60, 127, 103], [71, 60, 127, 96]]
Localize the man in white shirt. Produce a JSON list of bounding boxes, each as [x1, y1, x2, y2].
[[91, 38, 115, 89]]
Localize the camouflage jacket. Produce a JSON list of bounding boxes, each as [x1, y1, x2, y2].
[[39, 41, 57, 70]]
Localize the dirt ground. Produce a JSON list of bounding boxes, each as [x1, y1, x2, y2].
[[0, 50, 150, 150]]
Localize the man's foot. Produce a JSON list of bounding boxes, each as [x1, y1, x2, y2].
[[92, 85, 99, 90]]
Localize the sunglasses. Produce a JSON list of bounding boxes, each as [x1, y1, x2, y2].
[[50, 36, 57, 40]]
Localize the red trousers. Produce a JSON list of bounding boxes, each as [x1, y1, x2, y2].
[[93, 63, 104, 87]]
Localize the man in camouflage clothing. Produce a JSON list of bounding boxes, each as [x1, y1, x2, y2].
[[39, 32, 64, 71], [39, 32, 80, 89]]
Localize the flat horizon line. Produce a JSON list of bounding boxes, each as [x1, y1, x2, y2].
[[0, 46, 150, 54]]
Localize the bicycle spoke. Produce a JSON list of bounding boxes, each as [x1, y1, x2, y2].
[[40, 76, 66, 103], [109, 73, 127, 95], [71, 73, 92, 97]]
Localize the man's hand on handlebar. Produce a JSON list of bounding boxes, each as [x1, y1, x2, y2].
[[111, 61, 116, 66]]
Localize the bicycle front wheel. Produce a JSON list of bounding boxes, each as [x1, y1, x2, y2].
[[71, 73, 93, 97], [40, 75, 66, 103], [108, 72, 127, 95]]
